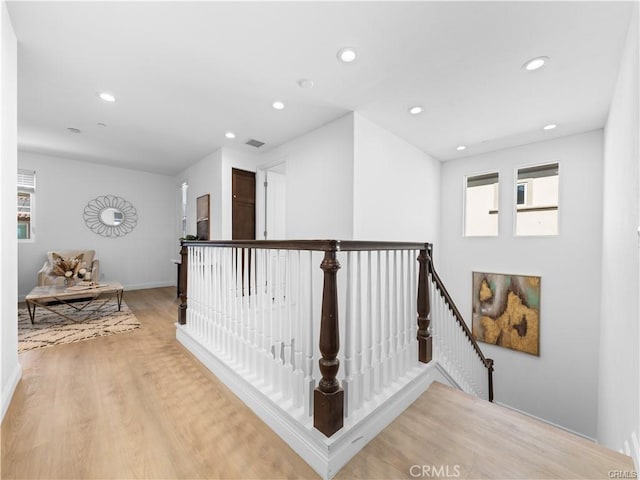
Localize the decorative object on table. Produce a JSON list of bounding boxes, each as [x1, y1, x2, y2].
[[37, 250, 100, 286], [83, 195, 138, 237], [180, 234, 198, 241], [196, 194, 210, 240], [17, 300, 140, 353], [472, 271, 540, 356]]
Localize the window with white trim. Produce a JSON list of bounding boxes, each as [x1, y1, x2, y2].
[[515, 163, 559, 236], [17, 169, 36, 240], [464, 172, 499, 237]]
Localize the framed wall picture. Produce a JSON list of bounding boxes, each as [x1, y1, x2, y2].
[[472, 271, 540, 356], [196, 194, 210, 240]]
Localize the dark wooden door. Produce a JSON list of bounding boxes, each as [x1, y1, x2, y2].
[[232, 168, 256, 240]]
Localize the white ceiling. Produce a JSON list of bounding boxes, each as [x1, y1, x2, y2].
[[7, 1, 634, 176]]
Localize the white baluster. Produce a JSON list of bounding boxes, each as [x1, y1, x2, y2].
[[411, 250, 418, 363], [205, 247, 211, 346], [283, 250, 294, 403], [242, 248, 250, 371], [214, 247, 221, 351], [225, 248, 233, 359], [266, 250, 276, 392], [363, 250, 373, 402], [374, 251, 383, 393], [256, 249, 267, 387], [390, 250, 399, 380], [343, 252, 353, 418], [293, 250, 304, 409], [304, 251, 314, 417], [354, 251, 364, 412], [275, 250, 285, 395], [249, 248, 258, 376], [400, 249, 408, 375], [382, 251, 391, 388]]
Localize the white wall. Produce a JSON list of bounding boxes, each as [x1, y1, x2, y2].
[[178, 149, 222, 240], [258, 114, 355, 240], [353, 113, 440, 244], [175, 147, 261, 241], [599, 4, 639, 468], [1, 0, 21, 421], [439, 131, 604, 439], [17, 151, 176, 298]]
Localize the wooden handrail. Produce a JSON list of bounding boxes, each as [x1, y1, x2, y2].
[[426, 245, 494, 401], [180, 239, 429, 252], [179, 238, 493, 432], [426, 246, 486, 363]]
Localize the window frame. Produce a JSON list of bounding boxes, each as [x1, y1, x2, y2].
[[463, 170, 500, 238], [513, 162, 560, 237], [17, 169, 36, 243]]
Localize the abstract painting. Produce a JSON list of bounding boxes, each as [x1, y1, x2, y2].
[[472, 272, 540, 356]]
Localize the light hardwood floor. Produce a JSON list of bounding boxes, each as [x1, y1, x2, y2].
[[2, 287, 634, 479]]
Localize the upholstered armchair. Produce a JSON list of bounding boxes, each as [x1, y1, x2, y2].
[[37, 249, 100, 286]]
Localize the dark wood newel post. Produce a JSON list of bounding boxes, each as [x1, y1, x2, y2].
[[178, 243, 188, 325], [485, 358, 494, 402], [314, 246, 344, 437], [417, 244, 433, 363]]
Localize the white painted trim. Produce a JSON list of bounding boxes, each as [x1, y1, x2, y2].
[[434, 362, 463, 392], [122, 281, 175, 291], [1, 363, 22, 421], [631, 430, 639, 472], [176, 325, 455, 480], [495, 400, 597, 443]]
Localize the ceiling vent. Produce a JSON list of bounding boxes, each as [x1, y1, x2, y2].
[[245, 138, 265, 148]]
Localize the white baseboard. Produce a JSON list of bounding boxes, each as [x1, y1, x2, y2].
[[18, 281, 176, 302], [1, 363, 22, 421], [631, 430, 639, 472], [620, 431, 639, 472], [122, 281, 175, 291], [176, 325, 443, 480], [495, 400, 597, 443]]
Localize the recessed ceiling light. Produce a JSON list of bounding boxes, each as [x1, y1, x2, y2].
[[543, 124, 557, 130], [523, 56, 549, 71], [272, 101, 285, 110], [409, 105, 423, 115], [225, 131, 236, 139], [337, 47, 357, 63], [67, 127, 81, 134], [456, 145, 467, 151], [98, 92, 116, 102], [298, 78, 315, 89]]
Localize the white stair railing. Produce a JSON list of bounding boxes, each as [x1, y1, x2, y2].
[[427, 245, 494, 401], [340, 249, 420, 418], [178, 240, 494, 442], [186, 245, 318, 419]]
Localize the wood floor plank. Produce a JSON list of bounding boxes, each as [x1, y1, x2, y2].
[[2, 287, 634, 479]]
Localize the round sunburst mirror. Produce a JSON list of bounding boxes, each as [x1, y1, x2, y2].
[[83, 195, 138, 238]]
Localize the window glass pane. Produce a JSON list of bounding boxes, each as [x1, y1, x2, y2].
[[516, 163, 559, 236], [516, 183, 526, 205], [17, 170, 35, 240], [465, 172, 499, 236]]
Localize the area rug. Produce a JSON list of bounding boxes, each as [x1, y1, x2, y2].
[[17, 300, 141, 353]]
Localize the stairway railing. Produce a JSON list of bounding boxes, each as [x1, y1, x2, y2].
[[426, 244, 494, 401], [177, 239, 493, 441]]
